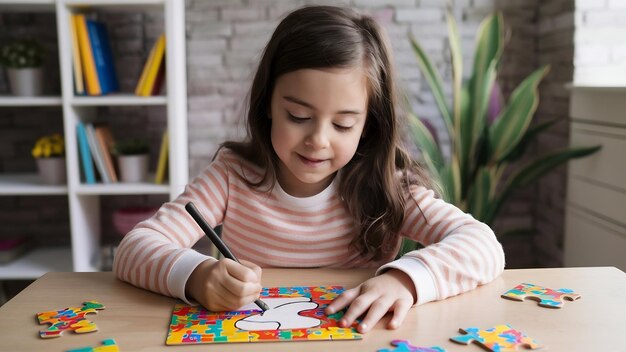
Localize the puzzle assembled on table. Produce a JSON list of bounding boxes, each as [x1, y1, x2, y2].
[[37, 301, 105, 338], [166, 285, 361, 345], [501, 282, 581, 308]]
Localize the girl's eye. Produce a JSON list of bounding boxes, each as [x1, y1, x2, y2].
[[288, 113, 309, 122], [334, 124, 353, 132]]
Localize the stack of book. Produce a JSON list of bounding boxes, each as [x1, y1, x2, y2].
[[70, 14, 119, 96], [76, 122, 117, 184], [135, 33, 166, 96]]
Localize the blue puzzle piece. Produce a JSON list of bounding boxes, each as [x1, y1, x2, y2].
[[378, 339, 446, 352]]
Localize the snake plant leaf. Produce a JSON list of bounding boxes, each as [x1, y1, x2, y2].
[[440, 155, 462, 205], [489, 66, 550, 163], [408, 112, 444, 175], [409, 35, 453, 137], [500, 117, 560, 163], [487, 145, 602, 224]]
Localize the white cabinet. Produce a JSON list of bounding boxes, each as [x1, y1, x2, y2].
[[564, 87, 626, 271], [0, 0, 187, 278]]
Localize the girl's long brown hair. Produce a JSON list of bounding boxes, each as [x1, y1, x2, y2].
[[222, 5, 433, 261]]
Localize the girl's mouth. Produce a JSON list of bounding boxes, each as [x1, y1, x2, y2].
[[298, 154, 326, 166]]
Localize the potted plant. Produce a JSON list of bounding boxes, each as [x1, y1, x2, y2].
[[31, 133, 66, 185], [112, 138, 150, 183], [400, 10, 601, 254], [0, 38, 45, 96]]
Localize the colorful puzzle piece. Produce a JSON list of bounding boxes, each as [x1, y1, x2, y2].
[[501, 282, 581, 308], [37, 301, 105, 338], [377, 339, 446, 352], [451, 324, 542, 351], [66, 338, 120, 352], [166, 286, 361, 345]]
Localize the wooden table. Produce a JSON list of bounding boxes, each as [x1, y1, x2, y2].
[[1, 267, 625, 351]]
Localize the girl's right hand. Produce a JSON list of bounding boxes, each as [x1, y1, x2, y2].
[[185, 258, 263, 311]]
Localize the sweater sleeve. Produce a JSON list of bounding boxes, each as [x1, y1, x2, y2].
[[112, 152, 232, 302], [377, 185, 505, 305]]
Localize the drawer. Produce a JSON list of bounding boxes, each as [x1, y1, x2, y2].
[[569, 122, 626, 192], [567, 177, 626, 228], [570, 89, 626, 127], [564, 206, 626, 271]]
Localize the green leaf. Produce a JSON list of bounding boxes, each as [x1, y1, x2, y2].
[[446, 9, 463, 142], [440, 155, 462, 205], [407, 112, 444, 175], [410, 35, 453, 137], [487, 145, 602, 224], [500, 117, 559, 163], [489, 66, 550, 162], [467, 167, 494, 222]]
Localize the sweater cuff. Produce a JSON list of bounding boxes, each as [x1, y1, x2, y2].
[[376, 257, 437, 306], [167, 249, 217, 304]]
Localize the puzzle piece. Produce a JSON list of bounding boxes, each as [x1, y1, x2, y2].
[[37, 301, 105, 338], [377, 339, 446, 352], [501, 283, 581, 308], [451, 324, 542, 351], [166, 286, 361, 344], [66, 338, 120, 352]]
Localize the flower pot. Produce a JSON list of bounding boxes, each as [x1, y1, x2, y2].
[[7, 67, 43, 96], [36, 157, 66, 185], [117, 154, 149, 183]]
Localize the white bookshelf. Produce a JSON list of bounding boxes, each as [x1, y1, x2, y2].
[[0, 0, 188, 277]]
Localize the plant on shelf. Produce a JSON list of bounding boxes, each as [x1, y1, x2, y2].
[[31, 133, 66, 185], [0, 38, 45, 96], [113, 138, 150, 183], [405, 11, 600, 238]]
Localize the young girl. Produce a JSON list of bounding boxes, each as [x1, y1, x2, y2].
[[113, 5, 505, 333]]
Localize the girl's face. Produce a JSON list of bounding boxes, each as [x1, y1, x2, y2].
[[270, 67, 368, 197]]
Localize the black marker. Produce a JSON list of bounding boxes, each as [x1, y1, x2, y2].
[[185, 201, 269, 312]]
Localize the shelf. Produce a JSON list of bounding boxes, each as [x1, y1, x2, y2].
[[70, 94, 167, 106], [0, 96, 62, 107], [0, 246, 74, 280], [0, 0, 55, 12], [62, 0, 164, 12], [75, 180, 170, 195], [0, 174, 67, 195]]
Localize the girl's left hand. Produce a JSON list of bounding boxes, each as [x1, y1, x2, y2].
[[325, 269, 416, 333]]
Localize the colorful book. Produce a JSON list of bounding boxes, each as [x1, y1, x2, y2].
[[139, 33, 165, 97], [134, 35, 158, 95], [74, 14, 101, 96], [85, 123, 110, 183], [69, 14, 84, 95], [76, 121, 96, 184], [95, 126, 118, 182], [154, 130, 169, 184]]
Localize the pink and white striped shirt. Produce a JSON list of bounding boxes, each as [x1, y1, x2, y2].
[[113, 150, 505, 305]]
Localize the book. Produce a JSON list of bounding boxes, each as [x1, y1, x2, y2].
[[134, 35, 159, 95], [138, 33, 165, 97], [151, 56, 166, 95], [94, 125, 118, 183], [85, 123, 110, 183], [69, 13, 84, 95], [76, 121, 96, 184], [86, 19, 119, 95], [154, 130, 169, 184], [74, 14, 101, 96]]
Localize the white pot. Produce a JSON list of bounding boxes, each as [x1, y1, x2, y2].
[[118, 154, 149, 183], [36, 157, 66, 185], [7, 67, 43, 96]]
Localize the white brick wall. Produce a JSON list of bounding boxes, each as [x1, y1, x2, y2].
[[574, 0, 626, 86]]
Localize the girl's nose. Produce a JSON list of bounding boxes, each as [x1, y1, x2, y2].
[[304, 126, 330, 149]]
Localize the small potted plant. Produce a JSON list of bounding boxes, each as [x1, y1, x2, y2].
[[0, 38, 45, 96], [31, 133, 66, 185], [112, 138, 150, 183]]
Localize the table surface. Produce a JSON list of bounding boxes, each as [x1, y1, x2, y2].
[[1, 267, 625, 351]]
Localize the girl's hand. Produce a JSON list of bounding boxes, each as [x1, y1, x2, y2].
[[325, 269, 416, 333], [185, 258, 263, 311]]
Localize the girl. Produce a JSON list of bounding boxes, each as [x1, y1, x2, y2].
[[113, 5, 505, 333]]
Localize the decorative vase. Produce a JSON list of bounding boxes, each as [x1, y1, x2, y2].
[[7, 67, 43, 96], [36, 157, 66, 185], [117, 154, 149, 183]]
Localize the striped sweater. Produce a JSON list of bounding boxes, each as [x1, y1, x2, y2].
[[113, 150, 505, 305]]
